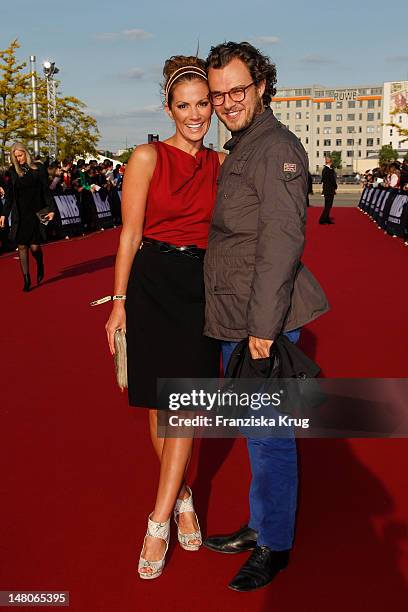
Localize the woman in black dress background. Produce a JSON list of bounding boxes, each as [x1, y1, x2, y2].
[[0, 142, 56, 291]]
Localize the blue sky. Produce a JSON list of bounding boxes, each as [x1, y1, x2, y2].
[[1, 0, 407, 151]]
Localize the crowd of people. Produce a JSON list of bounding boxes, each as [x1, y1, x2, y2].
[[0, 156, 126, 253], [361, 159, 408, 191], [46, 157, 126, 196], [358, 158, 408, 245]]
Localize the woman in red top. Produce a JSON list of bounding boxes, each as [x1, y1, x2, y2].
[[106, 56, 225, 579]]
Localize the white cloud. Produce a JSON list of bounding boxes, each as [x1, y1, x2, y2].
[[300, 54, 336, 65], [91, 105, 163, 121], [252, 36, 280, 45], [125, 68, 145, 79], [95, 29, 153, 42], [123, 29, 153, 40]]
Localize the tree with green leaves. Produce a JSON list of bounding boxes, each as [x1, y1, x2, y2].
[[388, 104, 408, 148], [378, 144, 399, 165], [330, 150, 342, 170], [27, 74, 99, 160], [118, 148, 134, 163], [0, 40, 32, 164], [0, 39, 99, 164]]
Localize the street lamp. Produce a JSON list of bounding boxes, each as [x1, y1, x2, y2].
[[43, 60, 59, 160], [29, 56, 40, 158]]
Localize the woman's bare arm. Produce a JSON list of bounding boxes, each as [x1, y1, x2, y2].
[[105, 144, 157, 354]]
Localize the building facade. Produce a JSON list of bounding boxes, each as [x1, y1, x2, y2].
[[382, 81, 408, 155], [217, 83, 387, 172]]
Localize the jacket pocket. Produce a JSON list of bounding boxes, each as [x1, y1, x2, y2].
[[204, 255, 255, 333], [217, 155, 258, 233], [229, 151, 251, 175], [205, 253, 255, 294]]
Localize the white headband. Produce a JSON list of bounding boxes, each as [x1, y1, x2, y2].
[[165, 66, 207, 101]]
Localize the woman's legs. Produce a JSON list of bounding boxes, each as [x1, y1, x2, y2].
[[140, 410, 199, 574], [148, 409, 190, 499], [149, 409, 165, 459], [30, 244, 44, 283], [18, 244, 29, 275], [18, 244, 31, 291]]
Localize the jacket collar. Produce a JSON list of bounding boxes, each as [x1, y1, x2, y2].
[[224, 108, 277, 151]]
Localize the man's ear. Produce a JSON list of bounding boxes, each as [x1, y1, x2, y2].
[[257, 79, 266, 100], [164, 103, 173, 121]]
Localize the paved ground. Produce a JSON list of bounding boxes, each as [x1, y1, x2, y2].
[[309, 192, 360, 207]]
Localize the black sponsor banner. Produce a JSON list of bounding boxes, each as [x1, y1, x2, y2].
[[53, 194, 82, 234], [386, 193, 408, 237], [368, 187, 381, 215], [377, 189, 398, 228], [358, 187, 369, 210], [92, 192, 113, 228], [372, 189, 388, 222], [358, 187, 408, 239]]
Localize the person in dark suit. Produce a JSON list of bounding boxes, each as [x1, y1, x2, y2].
[[0, 142, 56, 291], [399, 159, 408, 190], [319, 156, 337, 224], [307, 171, 313, 207]]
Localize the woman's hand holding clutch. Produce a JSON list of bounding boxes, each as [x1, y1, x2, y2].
[[105, 302, 126, 355]]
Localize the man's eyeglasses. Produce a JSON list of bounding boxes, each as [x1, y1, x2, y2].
[[209, 82, 255, 106]]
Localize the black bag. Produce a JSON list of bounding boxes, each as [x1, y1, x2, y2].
[[224, 335, 325, 416], [36, 206, 52, 225]]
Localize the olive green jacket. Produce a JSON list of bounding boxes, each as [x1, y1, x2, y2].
[[204, 109, 329, 341]]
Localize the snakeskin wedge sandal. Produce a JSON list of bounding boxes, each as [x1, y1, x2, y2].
[[138, 514, 170, 579], [174, 486, 202, 551]]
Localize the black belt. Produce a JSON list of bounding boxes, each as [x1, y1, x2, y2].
[[142, 237, 206, 261]]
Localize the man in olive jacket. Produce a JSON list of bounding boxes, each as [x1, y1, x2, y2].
[[203, 42, 329, 592]]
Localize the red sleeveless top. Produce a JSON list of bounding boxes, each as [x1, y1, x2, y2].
[[143, 141, 220, 249]]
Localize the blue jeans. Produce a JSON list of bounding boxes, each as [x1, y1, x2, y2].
[[221, 330, 300, 551]]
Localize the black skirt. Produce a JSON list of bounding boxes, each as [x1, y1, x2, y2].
[[15, 211, 43, 245], [125, 244, 220, 408]]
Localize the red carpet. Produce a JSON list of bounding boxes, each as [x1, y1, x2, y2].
[[0, 208, 407, 611]]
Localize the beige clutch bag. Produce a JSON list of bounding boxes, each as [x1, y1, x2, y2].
[[114, 329, 128, 391]]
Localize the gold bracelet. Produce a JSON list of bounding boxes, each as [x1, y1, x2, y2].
[[90, 295, 126, 306]]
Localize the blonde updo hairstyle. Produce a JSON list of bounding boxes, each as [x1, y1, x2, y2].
[[162, 55, 207, 107]]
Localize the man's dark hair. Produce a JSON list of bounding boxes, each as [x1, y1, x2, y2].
[[206, 41, 277, 107]]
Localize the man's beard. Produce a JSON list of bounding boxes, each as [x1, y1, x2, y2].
[[221, 97, 265, 133]]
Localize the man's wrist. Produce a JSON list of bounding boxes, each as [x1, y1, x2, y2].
[[248, 332, 275, 342]]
